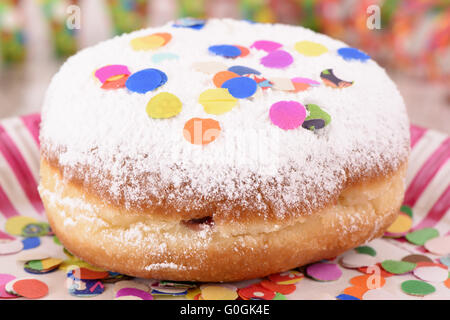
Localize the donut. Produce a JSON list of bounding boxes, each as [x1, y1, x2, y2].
[[38, 19, 410, 282]]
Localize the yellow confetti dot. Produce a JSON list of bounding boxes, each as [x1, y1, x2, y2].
[[201, 285, 238, 300], [130, 34, 165, 51], [185, 288, 201, 300], [146, 92, 182, 119], [5, 216, 38, 236], [387, 213, 413, 234], [198, 88, 238, 115], [41, 258, 63, 270], [294, 40, 328, 57]]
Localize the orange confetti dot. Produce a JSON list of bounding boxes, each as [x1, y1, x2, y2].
[[213, 71, 239, 88], [350, 274, 386, 290], [342, 286, 368, 300], [152, 32, 172, 45], [13, 279, 48, 299], [235, 45, 250, 57], [183, 118, 221, 145], [260, 280, 296, 295], [101, 74, 129, 90], [71, 267, 110, 280]]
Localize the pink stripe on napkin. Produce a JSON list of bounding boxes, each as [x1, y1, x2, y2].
[[403, 138, 450, 207], [411, 186, 450, 231], [0, 185, 20, 218], [410, 125, 427, 149], [20, 113, 41, 147], [0, 126, 44, 214]]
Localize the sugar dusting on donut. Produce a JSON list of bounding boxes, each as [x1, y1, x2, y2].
[[39, 19, 410, 221]]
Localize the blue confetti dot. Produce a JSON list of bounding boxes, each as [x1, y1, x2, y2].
[[22, 237, 40, 250], [337, 47, 371, 62], [173, 18, 206, 29], [336, 294, 360, 300], [151, 52, 179, 64], [125, 68, 166, 94], [209, 45, 241, 58], [221, 77, 258, 99], [440, 254, 450, 268], [228, 65, 261, 76]]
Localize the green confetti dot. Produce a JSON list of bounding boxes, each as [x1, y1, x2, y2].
[[381, 260, 416, 274], [272, 292, 287, 300], [400, 205, 413, 218], [405, 228, 439, 246], [401, 280, 435, 296], [53, 235, 61, 246], [355, 246, 377, 257]]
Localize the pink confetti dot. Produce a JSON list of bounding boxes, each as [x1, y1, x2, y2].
[[95, 65, 130, 83], [260, 50, 293, 69], [306, 263, 343, 281], [250, 40, 282, 52], [269, 101, 306, 130]]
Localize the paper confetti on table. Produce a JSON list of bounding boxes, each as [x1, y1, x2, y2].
[[11, 278, 48, 299], [405, 228, 439, 245], [0, 239, 23, 255], [401, 280, 436, 296], [424, 235, 450, 255], [115, 287, 153, 300], [5, 216, 38, 236], [306, 262, 342, 281], [381, 260, 416, 275]]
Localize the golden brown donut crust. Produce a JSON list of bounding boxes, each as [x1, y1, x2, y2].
[[39, 159, 407, 282]]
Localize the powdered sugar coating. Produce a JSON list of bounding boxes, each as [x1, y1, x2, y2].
[[40, 19, 409, 218]]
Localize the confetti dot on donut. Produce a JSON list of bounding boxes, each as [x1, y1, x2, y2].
[[405, 228, 439, 246], [173, 17, 205, 29], [192, 61, 228, 74], [234, 45, 250, 57], [338, 47, 371, 62], [183, 118, 221, 145], [101, 74, 129, 90], [199, 88, 238, 115], [381, 260, 416, 274], [250, 40, 282, 52], [294, 40, 328, 56], [222, 76, 258, 99], [94, 65, 130, 83], [152, 32, 172, 45], [151, 52, 179, 64], [5, 216, 38, 236], [260, 50, 293, 68], [306, 263, 342, 281], [228, 65, 261, 76], [146, 92, 182, 119], [125, 68, 166, 94], [130, 34, 166, 51], [213, 70, 239, 87], [320, 69, 353, 88], [269, 101, 306, 130], [208, 45, 241, 58], [270, 77, 295, 91], [401, 280, 435, 296], [13, 278, 48, 299]]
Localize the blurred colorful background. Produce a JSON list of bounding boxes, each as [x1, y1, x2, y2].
[[0, 0, 449, 133]]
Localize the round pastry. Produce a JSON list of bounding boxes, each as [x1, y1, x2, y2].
[[39, 18, 410, 282]]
